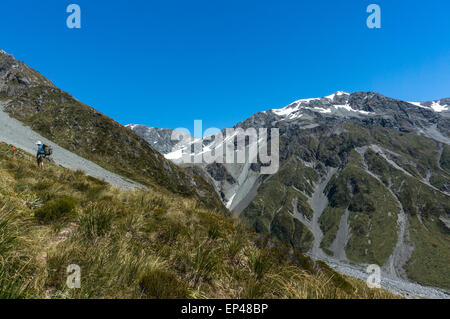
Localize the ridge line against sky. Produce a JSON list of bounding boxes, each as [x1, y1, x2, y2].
[[2, 0, 449, 131]]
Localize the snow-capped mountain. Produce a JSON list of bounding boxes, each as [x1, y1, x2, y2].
[[129, 91, 450, 293], [269, 91, 449, 119], [131, 91, 450, 212], [408, 99, 450, 114], [130, 91, 450, 212]]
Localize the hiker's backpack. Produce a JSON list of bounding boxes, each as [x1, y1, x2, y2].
[[43, 144, 53, 156]]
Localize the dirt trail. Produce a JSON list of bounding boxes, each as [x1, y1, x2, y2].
[[0, 102, 144, 190]]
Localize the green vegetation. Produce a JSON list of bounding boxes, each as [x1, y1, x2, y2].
[[441, 144, 450, 174], [319, 207, 346, 256], [320, 151, 399, 265], [241, 157, 315, 252], [317, 126, 370, 167], [405, 216, 450, 289], [370, 126, 450, 191], [0, 142, 397, 298], [35, 196, 78, 224], [315, 261, 354, 295], [276, 157, 319, 197], [242, 123, 449, 289], [138, 269, 189, 299], [389, 174, 450, 289], [365, 145, 450, 289]]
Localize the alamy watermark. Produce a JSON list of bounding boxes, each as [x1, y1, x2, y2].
[[366, 264, 381, 289], [66, 4, 81, 29], [366, 4, 381, 29], [66, 264, 81, 289], [170, 120, 280, 174], [65, 4, 379, 30]]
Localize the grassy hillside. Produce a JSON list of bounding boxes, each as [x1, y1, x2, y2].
[[0, 142, 396, 299], [0, 51, 226, 214]]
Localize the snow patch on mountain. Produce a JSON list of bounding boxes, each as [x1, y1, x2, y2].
[[270, 92, 374, 118], [430, 101, 449, 112], [272, 91, 351, 116], [307, 106, 332, 114], [325, 91, 350, 100], [333, 104, 373, 115], [272, 105, 298, 116], [126, 124, 138, 130], [408, 101, 449, 112], [165, 149, 183, 160]]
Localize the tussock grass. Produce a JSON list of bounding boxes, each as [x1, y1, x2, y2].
[[0, 142, 399, 299], [139, 269, 189, 299], [35, 196, 78, 224]]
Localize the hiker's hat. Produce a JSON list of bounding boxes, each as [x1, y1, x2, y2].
[[36, 140, 43, 145]]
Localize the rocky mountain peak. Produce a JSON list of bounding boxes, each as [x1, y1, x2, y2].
[[0, 49, 11, 56], [0, 49, 54, 97]]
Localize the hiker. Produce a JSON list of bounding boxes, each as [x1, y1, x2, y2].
[[36, 141, 46, 169]]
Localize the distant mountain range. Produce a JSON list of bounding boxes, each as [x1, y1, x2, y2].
[[129, 90, 450, 291]]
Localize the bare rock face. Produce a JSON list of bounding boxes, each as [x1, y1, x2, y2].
[[125, 125, 192, 154], [0, 50, 54, 96]]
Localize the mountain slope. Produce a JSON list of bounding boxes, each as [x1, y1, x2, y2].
[[0, 100, 142, 189], [240, 123, 450, 290], [131, 91, 450, 292], [0, 50, 226, 214]]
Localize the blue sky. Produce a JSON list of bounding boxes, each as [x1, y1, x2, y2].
[[2, 0, 449, 132]]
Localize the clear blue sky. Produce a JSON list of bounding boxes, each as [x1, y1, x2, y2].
[[2, 0, 449, 132]]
